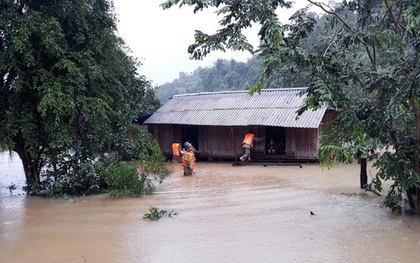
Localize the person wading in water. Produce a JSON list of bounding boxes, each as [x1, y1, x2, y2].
[[182, 142, 195, 176], [171, 139, 182, 163]]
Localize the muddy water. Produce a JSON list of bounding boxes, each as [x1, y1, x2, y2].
[[1, 152, 420, 263]]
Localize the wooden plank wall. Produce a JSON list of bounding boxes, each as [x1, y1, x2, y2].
[[152, 124, 319, 159], [199, 126, 264, 157], [285, 128, 319, 157], [321, 109, 338, 125]]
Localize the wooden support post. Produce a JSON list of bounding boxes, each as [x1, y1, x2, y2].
[[231, 127, 237, 162], [360, 157, 367, 188]]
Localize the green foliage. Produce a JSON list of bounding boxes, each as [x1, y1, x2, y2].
[[103, 129, 171, 197], [113, 126, 164, 162], [103, 156, 171, 198], [155, 59, 262, 103], [24, 154, 105, 196], [143, 206, 179, 221], [103, 161, 143, 197], [369, 151, 420, 211], [0, 0, 162, 193], [318, 123, 379, 167], [162, 0, 292, 60], [155, 53, 314, 103], [21, 127, 171, 197], [307, 0, 420, 211]]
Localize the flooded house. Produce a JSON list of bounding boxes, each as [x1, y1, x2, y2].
[[144, 88, 337, 162]]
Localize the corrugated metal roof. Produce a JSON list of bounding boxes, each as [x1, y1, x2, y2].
[[145, 88, 327, 128]]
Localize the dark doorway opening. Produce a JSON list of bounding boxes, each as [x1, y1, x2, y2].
[[265, 126, 286, 155], [182, 125, 199, 150]]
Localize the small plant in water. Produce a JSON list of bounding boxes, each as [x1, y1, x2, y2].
[[143, 206, 179, 221], [7, 183, 17, 194]]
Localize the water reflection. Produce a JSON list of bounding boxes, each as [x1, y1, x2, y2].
[[0, 151, 26, 196], [1, 157, 420, 263], [1, 152, 26, 247]]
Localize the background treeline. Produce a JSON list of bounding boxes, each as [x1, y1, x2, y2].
[[156, 56, 312, 104]]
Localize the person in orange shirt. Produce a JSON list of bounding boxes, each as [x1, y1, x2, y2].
[[171, 139, 182, 163], [239, 131, 264, 162], [181, 142, 195, 176]]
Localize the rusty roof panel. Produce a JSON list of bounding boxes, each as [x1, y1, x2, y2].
[[145, 88, 327, 128]]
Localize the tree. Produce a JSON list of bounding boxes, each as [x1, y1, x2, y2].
[[162, 0, 420, 212], [0, 0, 165, 194], [309, 0, 420, 212]]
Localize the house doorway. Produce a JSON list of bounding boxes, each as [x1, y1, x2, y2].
[[265, 126, 286, 155], [182, 125, 199, 150]]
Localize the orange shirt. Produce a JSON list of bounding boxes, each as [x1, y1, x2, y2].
[[242, 133, 255, 146], [182, 151, 195, 168], [172, 143, 181, 156]]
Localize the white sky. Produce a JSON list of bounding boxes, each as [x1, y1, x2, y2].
[[112, 0, 329, 86]]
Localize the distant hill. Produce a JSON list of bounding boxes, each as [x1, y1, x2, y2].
[[154, 58, 258, 103], [155, 56, 310, 104]]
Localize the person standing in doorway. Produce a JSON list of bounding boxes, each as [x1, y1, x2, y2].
[[182, 142, 195, 176], [240, 131, 264, 162], [171, 139, 182, 163]]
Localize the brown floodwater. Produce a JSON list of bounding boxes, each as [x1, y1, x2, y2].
[[1, 152, 420, 263]]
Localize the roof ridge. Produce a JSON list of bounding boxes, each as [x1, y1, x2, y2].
[[172, 87, 307, 98]]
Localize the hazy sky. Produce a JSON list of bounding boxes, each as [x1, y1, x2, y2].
[[112, 1, 328, 86]]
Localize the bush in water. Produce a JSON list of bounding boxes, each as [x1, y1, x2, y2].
[[23, 129, 171, 197], [103, 129, 171, 197], [143, 206, 179, 220], [103, 161, 143, 197], [104, 160, 171, 197], [24, 157, 105, 196]]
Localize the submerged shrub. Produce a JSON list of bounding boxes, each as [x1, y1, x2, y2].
[[103, 161, 143, 197], [143, 206, 179, 220], [103, 129, 171, 197], [23, 128, 171, 197], [26, 155, 106, 196], [103, 157, 171, 197]]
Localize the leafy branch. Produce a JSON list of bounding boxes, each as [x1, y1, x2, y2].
[[143, 206, 179, 221]]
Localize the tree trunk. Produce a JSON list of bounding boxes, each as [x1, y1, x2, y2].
[[13, 133, 40, 187], [417, 188, 420, 210], [14, 148, 40, 185], [406, 189, 415, 210]]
